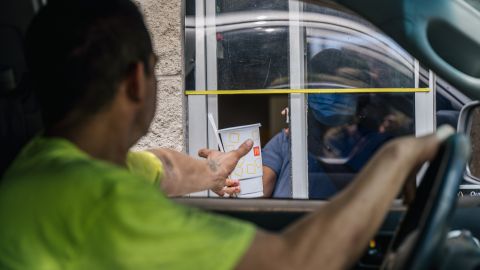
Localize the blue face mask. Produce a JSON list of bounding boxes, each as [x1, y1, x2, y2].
[[308, 94, 358, 126]]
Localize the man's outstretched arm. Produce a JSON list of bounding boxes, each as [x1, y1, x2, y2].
[[148, 140, 253, 197], [235, 130, 451, 270]]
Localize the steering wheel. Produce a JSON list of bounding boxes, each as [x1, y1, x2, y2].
[[381, 134, 471, 270]]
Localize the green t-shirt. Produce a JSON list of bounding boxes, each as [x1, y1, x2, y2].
[[0, 137, 255, 269]]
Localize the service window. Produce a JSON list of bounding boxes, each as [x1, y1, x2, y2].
[[184, 0, 463, 199]]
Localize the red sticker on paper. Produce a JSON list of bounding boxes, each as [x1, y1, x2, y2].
[[253, 146, 260, 156]]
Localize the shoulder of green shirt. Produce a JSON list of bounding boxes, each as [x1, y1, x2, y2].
[[7, 136, 164, 187], [126, 151, 164, 186]]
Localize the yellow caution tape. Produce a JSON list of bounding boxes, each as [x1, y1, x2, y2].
[[185, 88, 430, 95]]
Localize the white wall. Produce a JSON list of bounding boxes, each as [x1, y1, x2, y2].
[[133, 0, 186, 152]]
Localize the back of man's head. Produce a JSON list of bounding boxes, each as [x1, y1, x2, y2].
[[26, 0, 153, 129]]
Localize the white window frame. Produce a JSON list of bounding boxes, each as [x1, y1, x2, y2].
[[187, 0, 208, 197], [289, 0, 309, 199], [415, 60, 436, 185], [185, 0, 437, 197]]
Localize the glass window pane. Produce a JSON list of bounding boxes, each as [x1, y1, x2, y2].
[[217, 27, 290, 90], [185, 0, 195, 90], [215, 0, 291, 198], [303, 3, 415, 199], [215, 0, 290, 141], [216, 0, 288, 13]]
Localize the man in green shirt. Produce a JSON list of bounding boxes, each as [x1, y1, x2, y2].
[[0, 0, 451, 269]]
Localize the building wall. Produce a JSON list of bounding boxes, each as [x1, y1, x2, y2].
[[133, 0, 186, 152]]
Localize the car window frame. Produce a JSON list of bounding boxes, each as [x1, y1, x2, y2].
[[184, 0, 457, 199]]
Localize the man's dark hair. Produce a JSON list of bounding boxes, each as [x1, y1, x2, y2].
[[25, 0, 154, 129]]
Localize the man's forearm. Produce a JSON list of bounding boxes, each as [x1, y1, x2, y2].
[[283, 140, 415, 269], [149, 140, 252, 197], [237, 134, 442, 270], [148, 148, 214, 196]]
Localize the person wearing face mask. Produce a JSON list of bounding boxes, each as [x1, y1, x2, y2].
[[262, 48, 390, 198]]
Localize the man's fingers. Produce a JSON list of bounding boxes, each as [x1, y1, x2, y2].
[[198, 148, 213, 158], [212, 185, 241, 197], [225, 179, 240, 187], [414, 125, 455, 163], [223, 186, 241, 195], [402, 125, 455, 206], [233, 139, 254, 158], [435, 124, 455, 142], [211, 186, 224, 197]]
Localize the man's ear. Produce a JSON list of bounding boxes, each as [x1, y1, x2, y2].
[[125, 62, 147, 103]]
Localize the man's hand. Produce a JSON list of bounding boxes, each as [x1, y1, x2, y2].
[[236, 129, 453, 270], [212, 179, 240, 197], [198, 139, 254, 196], [401, 125, 456, 205], [147, 139, 253, 197]]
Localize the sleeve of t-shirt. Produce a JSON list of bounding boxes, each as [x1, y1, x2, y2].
[[262, 131, 287, 175], [83, 179, 256, 270], [126, 151, 164, 185]]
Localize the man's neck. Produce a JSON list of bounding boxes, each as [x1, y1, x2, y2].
[[47, 112, 135, 167]]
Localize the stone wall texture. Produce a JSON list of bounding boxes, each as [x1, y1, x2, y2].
[[133, 0, 185, 152]]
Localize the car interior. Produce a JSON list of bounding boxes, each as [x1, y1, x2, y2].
[[3, 0, 480, 269]]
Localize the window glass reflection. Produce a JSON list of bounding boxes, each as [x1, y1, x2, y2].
[[215, 1, 290, 150], [305, 27, 415, 199]]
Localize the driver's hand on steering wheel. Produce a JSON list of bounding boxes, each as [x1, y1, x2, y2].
[[400, 125, 455, 206]]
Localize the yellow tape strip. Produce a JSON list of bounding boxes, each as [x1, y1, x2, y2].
[[185, 88, 430, 95]]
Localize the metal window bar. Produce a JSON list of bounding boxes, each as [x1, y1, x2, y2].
[[188, 0, 209, 197], [415, 61, 436, 136], [289, 0, 309, 199], [205, 0, 219, 197], [414, 60, 436, 185]]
